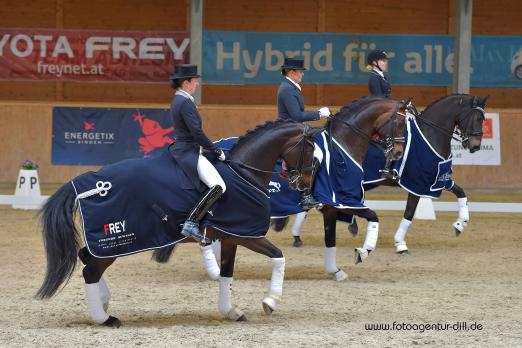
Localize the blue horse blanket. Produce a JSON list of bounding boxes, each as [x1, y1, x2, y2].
[[72, 147, 270, 258], [363, 118, 454, 198], [268, 131, 367, 220]]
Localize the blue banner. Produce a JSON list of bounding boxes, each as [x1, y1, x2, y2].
[[52, 107, 174, 165], [203, 31, 522, 87]]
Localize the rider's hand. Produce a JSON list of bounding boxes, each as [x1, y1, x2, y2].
[[215, 149, 226, 161], [318, 107, 331, 118]]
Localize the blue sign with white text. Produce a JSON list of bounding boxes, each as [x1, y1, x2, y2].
[[203, 31, 522, 87]]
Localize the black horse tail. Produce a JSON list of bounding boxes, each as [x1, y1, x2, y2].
[[151, 245, 176, 263], [36, 183, 80, 299], [270, 217, 290, 232]]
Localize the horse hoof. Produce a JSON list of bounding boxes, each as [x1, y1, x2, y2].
[[354, 248, 368, 264], [395, 241, 408, 254], [262, 297, 277, 315], [348, 224, 358, 237], [103, 316, 121, 328], [293, 237, 303, 248], [226, 308, 246, 321], [397, 250, 409, 255], [453, 220, 467, 236], [332, 269, 348, 281]]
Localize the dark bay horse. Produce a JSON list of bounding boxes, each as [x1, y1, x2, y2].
[[350, 94, 489, 254], [266, 97, 408, 281], [36, 120, 319, 326]]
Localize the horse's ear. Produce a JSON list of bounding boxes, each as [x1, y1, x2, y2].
[[480, 95, 490, 107]]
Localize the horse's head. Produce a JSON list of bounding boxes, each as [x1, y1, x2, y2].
[[371, 99, 409, 160], [280, 124, 320, 191], [456, 95, 489, 153]]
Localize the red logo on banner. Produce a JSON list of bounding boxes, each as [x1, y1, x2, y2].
[[134, 112, 174, 154], [482, 118, 493, 139], [0, 28, 189, 82], [83, 121, 95, 131]]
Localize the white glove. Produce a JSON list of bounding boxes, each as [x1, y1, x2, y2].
[[318, 107, 331, 118], [216, 149, 226, 161]]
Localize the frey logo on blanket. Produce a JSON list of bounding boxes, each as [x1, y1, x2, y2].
[[103, 220, 126, 235]]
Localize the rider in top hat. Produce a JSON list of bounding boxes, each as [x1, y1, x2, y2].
[[367, 49, 392, 97], [367, 50, 397, 180], [277, 57, 329, 210], [169, 64, 226, 244]]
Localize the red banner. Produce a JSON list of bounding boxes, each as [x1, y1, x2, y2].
[[0, 28, 189, 82]]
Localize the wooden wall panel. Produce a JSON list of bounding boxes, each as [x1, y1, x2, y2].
[[62, 82, 172, 103], [204, 0, 320, 31], [0, 81, 57, 101], [62, 0, 187, 30], [473, 0, 522, 35], [324, 0, 450, 34], [2, 0, 57, 27]]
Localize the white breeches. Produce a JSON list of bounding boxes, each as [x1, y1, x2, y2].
[[197, 154, 226, 192]]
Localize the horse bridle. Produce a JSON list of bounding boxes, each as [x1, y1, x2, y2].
[[231, 123, 317, 188], [328, 100, 407, 158], [281, 124, 317, 188], [409, 102, 485, 144]]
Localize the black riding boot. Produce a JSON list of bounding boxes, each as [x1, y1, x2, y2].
[[181, 185, 224, 244], [299, 158, 321, 210]]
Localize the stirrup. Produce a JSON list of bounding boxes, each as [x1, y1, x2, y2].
[[181, 221, 210, 244], [379, 169, 400, 181], [299, 194, 321, 210]]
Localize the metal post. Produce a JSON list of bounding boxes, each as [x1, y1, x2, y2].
[[453, 0, 473, 94], [190, 0, 203, 104]]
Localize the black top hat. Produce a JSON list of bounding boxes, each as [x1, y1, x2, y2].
[[367, 50, 388, 65], [169, 64, 201, 81], [281, 58, 307, 70]]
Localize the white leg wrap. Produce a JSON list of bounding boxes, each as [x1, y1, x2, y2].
[[291, 212, 307, 237], [99, 276, 111, 311], [324, 247, 338, 274], [200, 244, 220, 281], [394, 218, 412, 243], [363, 222, 379, 251], [269, 257, 285, 298], [218, 277, 233, 316], [211, 240, 221, 265], [458, 197, 469, 221], [85, 282, 109, 324]]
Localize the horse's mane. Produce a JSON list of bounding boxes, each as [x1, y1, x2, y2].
[[230, 119, 297, 152], [326, 96, 381, 128], [339, 96, 381, 114], [421, 93, 471, 115]]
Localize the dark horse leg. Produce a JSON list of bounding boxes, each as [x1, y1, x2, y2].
[[320, 205, 380, 281], [351, 208, 380, 264], [78, 248, 120, 327], [221, 236, 285, 316], [270, 212, 307, 248], [448, 183, 469, 236], [322, 206, 348, 281], [392, 193, 420, 254]]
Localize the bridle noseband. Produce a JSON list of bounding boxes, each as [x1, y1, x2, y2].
[[409, 102, 485, 144]]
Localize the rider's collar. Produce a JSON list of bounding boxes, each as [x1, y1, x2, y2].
[[176, 89, 194, 102], [285, 76, 302, 91]]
